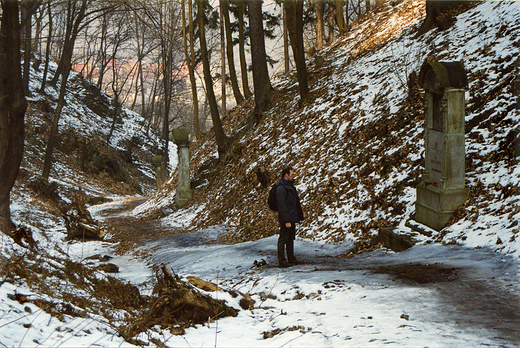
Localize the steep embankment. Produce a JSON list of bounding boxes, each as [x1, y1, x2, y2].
[[139, 0, 520, 257]]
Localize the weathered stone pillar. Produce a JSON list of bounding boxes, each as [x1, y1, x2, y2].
[[152, 155, 167, 189], [415, 61, 469, 231], [173, 128, 193, 208]]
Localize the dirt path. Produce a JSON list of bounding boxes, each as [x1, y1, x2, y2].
[[93, 197, 188, 255]]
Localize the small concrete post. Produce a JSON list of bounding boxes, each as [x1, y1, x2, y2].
[[152, 155, 167, 189], [173, 128, 193, 208], [415, 61, 469, 231]]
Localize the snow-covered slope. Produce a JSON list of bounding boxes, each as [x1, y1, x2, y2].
[[21, 59, 161, 199], [142, 0, 520, 257]]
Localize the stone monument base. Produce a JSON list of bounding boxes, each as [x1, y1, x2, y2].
[[415, 182, 469, 231], [175, 187, 193, 209]]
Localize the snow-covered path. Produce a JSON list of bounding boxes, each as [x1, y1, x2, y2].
[[111, 223, 520, 347], [3, 198, 517, 347]]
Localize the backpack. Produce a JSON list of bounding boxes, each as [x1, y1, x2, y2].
[[267, 184, 279, 211]]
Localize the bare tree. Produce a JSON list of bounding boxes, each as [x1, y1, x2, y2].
[[235, 0, 252, 98], [0, 0, 28, 235], [283, 2, 290, 73], [43, 0, 88, 180], [22, 1, 41, 97], [221, 0, 244, 105], [335, 0, 346, 36], [182, 0, 201, 140], [419, 0, 466, 34], [220, 2, 226, 117], [285, 0, 309, 101], [42, 1, 122, 179], [248, 0, 271, 114], [197, 0, 228, 158], [106, 11, 136, 143], [39, 1, 53, 93], [316, 0, 325, 50]]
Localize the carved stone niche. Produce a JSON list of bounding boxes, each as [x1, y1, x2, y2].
[[415, 61, 469, 231]]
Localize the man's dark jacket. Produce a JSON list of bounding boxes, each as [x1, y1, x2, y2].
[[276, 178, 304, 225]]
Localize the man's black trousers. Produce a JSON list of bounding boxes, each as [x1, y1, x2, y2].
[[278, 224, 296, 262]]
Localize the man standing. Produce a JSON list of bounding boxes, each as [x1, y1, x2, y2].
[[276, 167, 304, 268]]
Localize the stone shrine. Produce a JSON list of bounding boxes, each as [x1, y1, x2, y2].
[[415, 61, 469, 231], [173, 128, 193, 208]]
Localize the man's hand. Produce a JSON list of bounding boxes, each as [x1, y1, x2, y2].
[[285, 222, 292, 228]]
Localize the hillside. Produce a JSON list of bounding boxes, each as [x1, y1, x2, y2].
[[138, 0, 520, 258], [13, 59, 161, 220]]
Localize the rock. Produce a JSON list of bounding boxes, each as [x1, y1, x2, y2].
[[315, 55, 325, 68], [255, 166, 269, 188], [401, 314, 409, 320], [239, 296, 255, 310], [96, 263, 119, 273], [254, 259, 267, 267], [187, 276, 223, 292], [99, 255, 112, 262], [170, 326, 185, 336]]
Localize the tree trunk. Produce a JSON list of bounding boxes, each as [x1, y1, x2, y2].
[[285, 0, 309, 101], [316, 0, 324, 50], [419, 0, 465, 34], [33, 5, 42, 56], [39, 2, 52, 94], [22, 4, 33, 97], [222, 0, 244, 105], [96, 14, 109, 90], [335, 0, 346, 36], [197, 0, 228, 158], [283, 3, 290, 73], [345, 0, 350, 26], [134, 11, 148, 130], [248, 0, 271, 114], [50, 2, 73, 87], [162, 47, 172, 160], [0, 1, 28, 234], [237, 1, 252, 99], [327, 6, 334, 45], [182, 0, 201, 140], [42, 70, 69, 179], [220, 4, 226, 117]]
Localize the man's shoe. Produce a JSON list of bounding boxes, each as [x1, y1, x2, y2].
[[278, 260, 290, 268], [288, 258, 300, 265]]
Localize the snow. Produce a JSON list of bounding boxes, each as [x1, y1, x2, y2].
[[3, 211, 518, 347], [2, 0, 520, 346]]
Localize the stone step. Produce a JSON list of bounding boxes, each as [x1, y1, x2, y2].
[[376, 221, 436, 252]]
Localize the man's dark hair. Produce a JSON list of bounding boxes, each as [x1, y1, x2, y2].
[[281, 166, 294, 178]]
